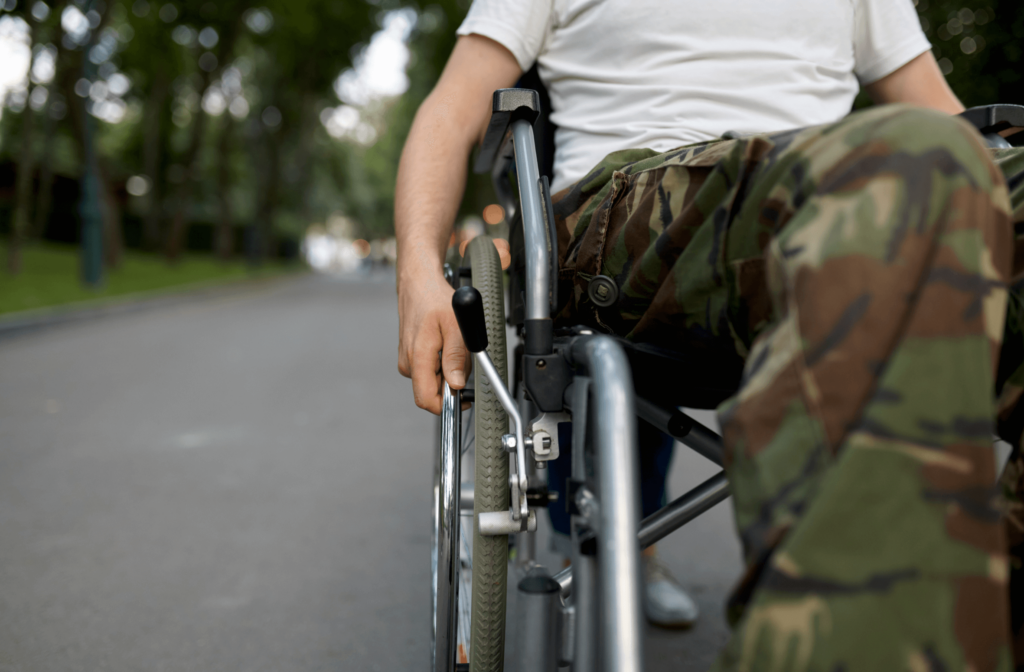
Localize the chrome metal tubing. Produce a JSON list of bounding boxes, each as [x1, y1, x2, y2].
[[559, 602, 576, 668], [638, 472, 730, 549], [554, 564, 572, 599], [516, 391, 538, 567], [515, 572, 562, 672], [634, 396, 723, 466], [571, 552, 599, 671], [569, 375, 597, 672], [432, 384, 462, 672], [685, 421, 728, 467], [552, 473, 730, 601], [491, 149, 519, 222], [511, 119, 550, 322], [474, 350, 529, 519], [586, 337, 644, 672]]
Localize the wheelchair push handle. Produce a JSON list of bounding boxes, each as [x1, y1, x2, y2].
[[452, 286, 489, 353]]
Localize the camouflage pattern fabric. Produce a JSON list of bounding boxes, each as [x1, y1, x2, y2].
[[550, 104, 1024, 671]]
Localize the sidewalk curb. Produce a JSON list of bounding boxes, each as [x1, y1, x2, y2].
[[0, 271, 308, 341]]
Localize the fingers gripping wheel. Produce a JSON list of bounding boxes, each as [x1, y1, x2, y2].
[[452, 286, 489, 354]]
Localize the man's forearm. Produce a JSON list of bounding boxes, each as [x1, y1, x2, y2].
[[394, 93, 476, 294]]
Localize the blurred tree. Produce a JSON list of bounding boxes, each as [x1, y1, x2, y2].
[[10, 0, 1015, 279], [916, 0, 1023, 107], [335, 0, 499, 242], [162, 0, 249, 261], [241, 0, 378, 261], [213, 111, 234, 259], [7, 2, 58, 273], [118, 0, 184, 252]]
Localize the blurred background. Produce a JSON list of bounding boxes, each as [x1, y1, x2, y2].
[[0, 0, 505, 314], [0, 0, 1020, 314]]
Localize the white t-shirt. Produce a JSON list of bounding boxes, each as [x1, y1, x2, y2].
[[457, 0, 932, 191]]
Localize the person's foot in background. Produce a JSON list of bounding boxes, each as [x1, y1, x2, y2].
[[642, 545, 699, 628], [550, 422, 698, 626]]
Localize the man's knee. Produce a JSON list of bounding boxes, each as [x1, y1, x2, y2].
[[855, 104, 995, 178], [809, 104, 1012, 240]]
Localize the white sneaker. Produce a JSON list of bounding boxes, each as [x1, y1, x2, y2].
[[642, 554, 699, 628]]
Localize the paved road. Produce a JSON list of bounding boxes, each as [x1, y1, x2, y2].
[[0, 273, 741, 671]]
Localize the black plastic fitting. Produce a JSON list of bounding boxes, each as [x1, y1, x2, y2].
[[452, 286, 489, 353], [524, 318, 553, 355]]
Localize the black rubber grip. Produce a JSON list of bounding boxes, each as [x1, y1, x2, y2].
[[960, 104, 1024, 134], [473, 89, 541, 174], [452, 286, 489, 353]]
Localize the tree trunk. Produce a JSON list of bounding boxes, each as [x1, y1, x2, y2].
[[99, 160, 123, 268], [57, 40, 125, 278], [142, 73, 169, 251], [164, 72, 212, 262], [215, 115, 234, 260], [293, 95, 317, 226], [7, 107, 36, 275], [254, 128, 282, 265], [31, 94, 57, 241]]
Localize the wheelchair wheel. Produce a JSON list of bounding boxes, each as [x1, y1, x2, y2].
[[432, 382, 463, 672], [466, 235, 510, 672]]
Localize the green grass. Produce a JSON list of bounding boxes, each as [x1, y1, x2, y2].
[[0, 242, 302, 316]]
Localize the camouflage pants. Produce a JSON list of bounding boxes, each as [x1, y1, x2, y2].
[[552, 104, 1024, 671]]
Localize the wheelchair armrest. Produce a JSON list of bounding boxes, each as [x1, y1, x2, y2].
[[473, 88, 541, 175], [960, 104, 1024, 146]]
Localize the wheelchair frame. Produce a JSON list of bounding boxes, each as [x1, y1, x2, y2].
[[433, 88, 733, 672], [432, 89, 1024, 672]]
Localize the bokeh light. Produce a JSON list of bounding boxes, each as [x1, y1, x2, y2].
[[482, 204, 505, 225], [353, 239, 371, 259]]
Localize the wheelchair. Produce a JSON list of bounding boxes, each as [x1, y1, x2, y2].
[[430, 84, 1024, 672]]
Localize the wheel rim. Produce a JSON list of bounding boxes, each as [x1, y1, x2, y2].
[[432, 383, 462, 672]]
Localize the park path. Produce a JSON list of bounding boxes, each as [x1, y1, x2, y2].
[[0, 272, 741, 671]]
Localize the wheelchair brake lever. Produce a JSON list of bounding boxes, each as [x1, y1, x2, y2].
[[453, 286, 530, 521], [474, 350, 530, 521]]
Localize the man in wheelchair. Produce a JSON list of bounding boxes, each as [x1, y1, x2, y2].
[[396, 0, 1024, 669]]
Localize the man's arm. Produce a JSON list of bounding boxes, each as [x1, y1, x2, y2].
[[395, 35, 521, 414], [863, 51, 965, 114]]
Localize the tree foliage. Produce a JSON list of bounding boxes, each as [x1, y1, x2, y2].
[[3, 0, 1020, 276], [0, 0, 453, 270], [916, 0, 1024, 107]]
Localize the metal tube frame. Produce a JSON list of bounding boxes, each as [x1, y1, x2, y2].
[[511, 119, 550, 322], [474, 350, 529, 521], [432, 383, 462, 672], [510, 111, 645, 671], [585, 338, 645, 672], [570, 377, 599, 672], [634, 396, 724, 466], [637, 472, 730, 549], [553, 471, 730, 600], [474, 93, 730, 672], [514, 572, 563, 672]]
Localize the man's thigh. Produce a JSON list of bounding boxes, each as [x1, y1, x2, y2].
[[556, 105, 1010, 352]]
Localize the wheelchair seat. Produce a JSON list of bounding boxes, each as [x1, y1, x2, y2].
[[619, 338, 743, 409]]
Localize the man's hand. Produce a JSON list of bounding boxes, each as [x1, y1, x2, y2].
[[397, 272, 467, 415], [397, 239, 511, 414]]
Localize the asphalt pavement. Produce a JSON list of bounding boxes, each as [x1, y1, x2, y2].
[[0, 271, 742, 671]]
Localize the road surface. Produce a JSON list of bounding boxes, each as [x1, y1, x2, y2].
[[0, 272, 742, 671]]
